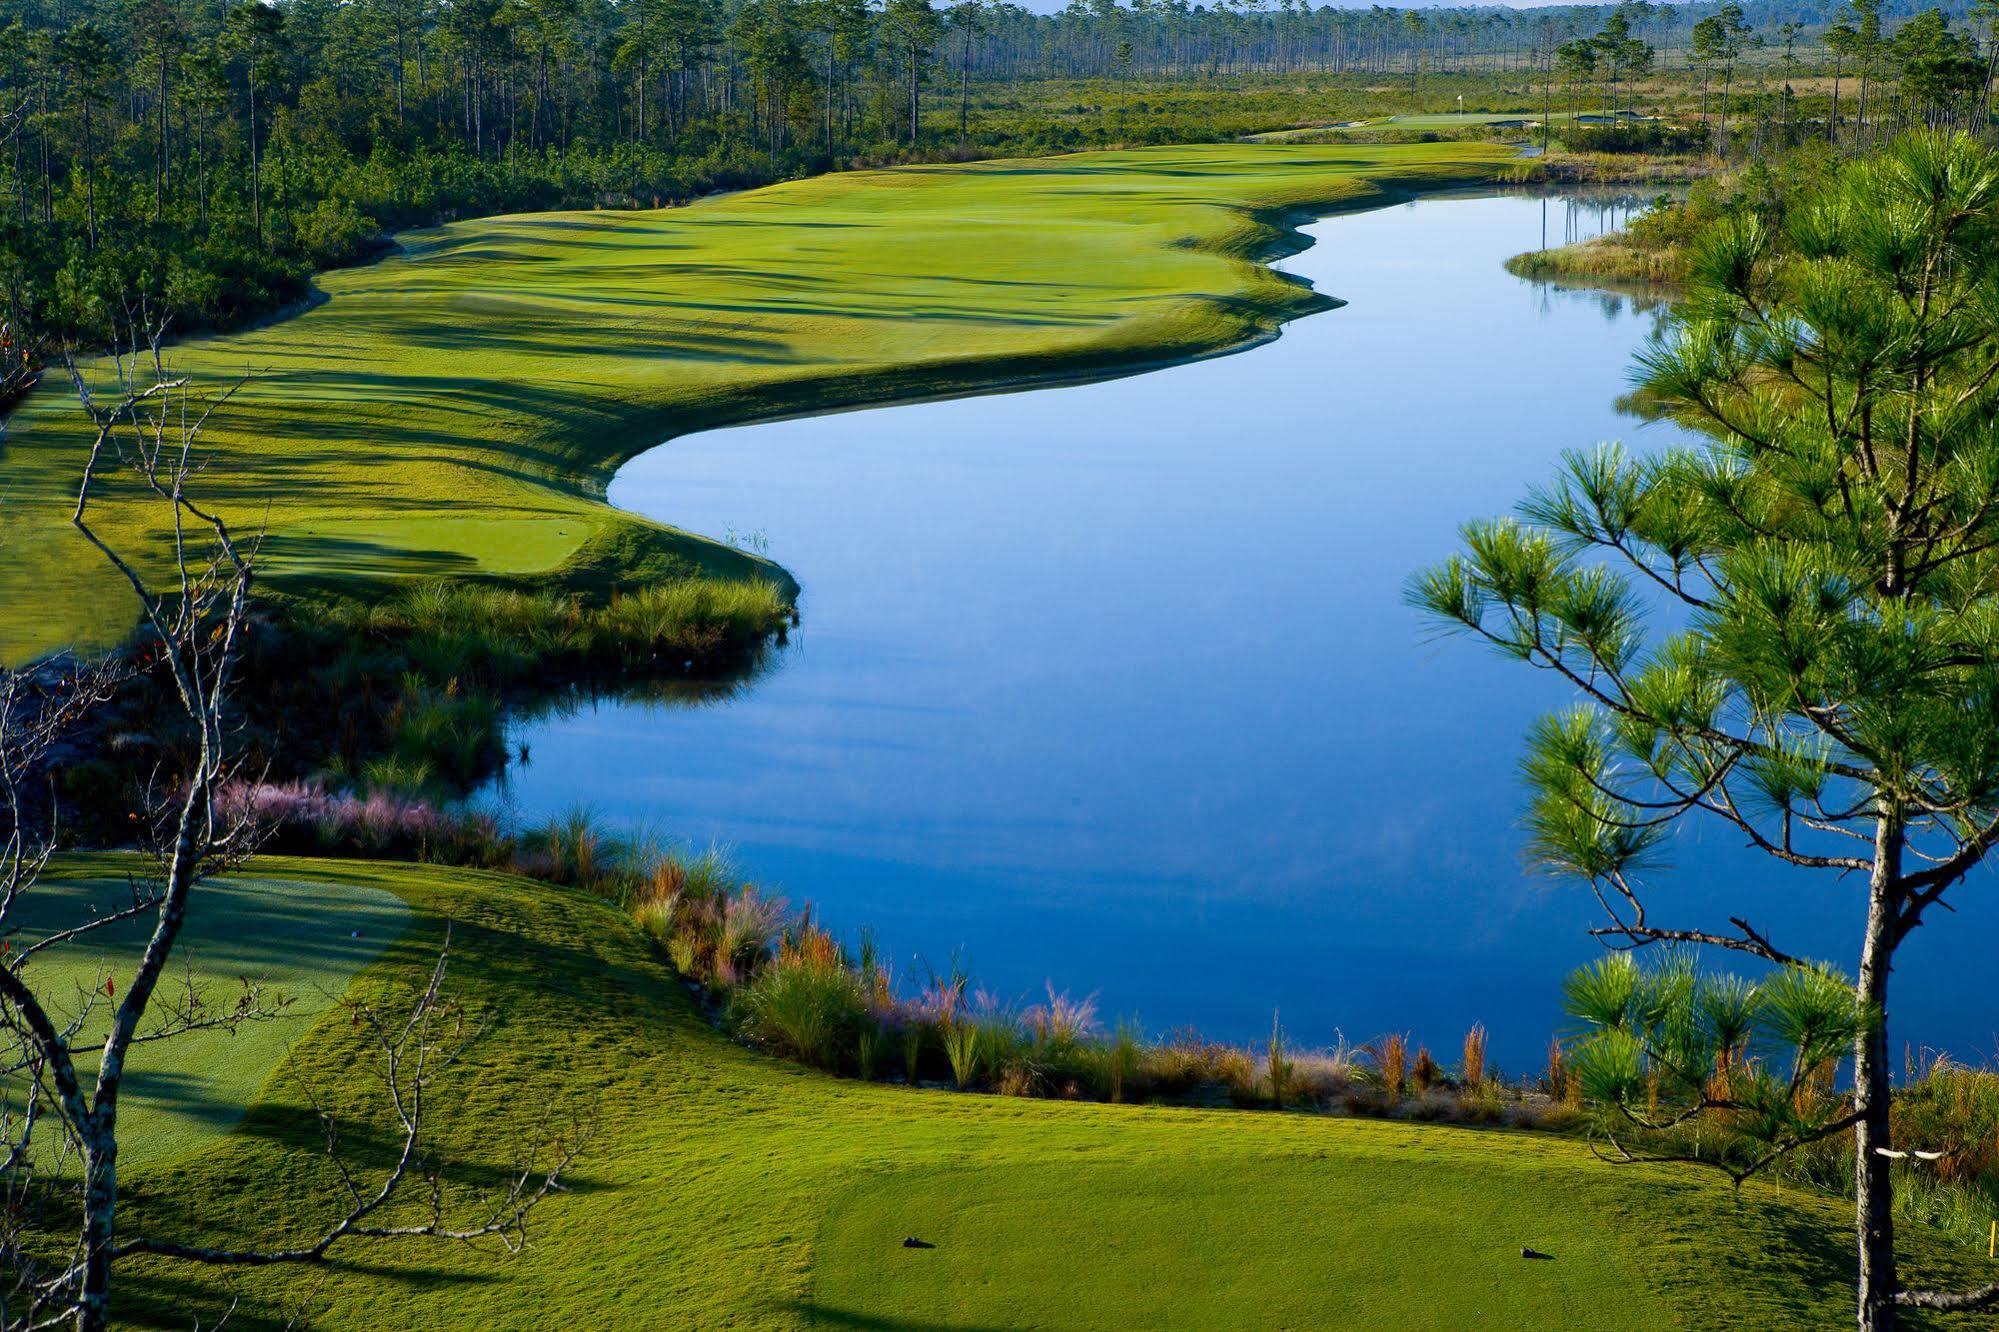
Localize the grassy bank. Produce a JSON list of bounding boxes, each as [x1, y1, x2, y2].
[[242, 796, 1580, 1120], [0, 141, 1509, 666], [90, 856, 1993, 1328], [253, 579, 793, 796], [1502, 183, 1700, 290]]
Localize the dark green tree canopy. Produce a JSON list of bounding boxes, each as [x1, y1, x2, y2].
[[1418, 133, 1999, 949]]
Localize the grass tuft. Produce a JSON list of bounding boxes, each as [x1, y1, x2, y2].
[[1374, 1032, 1410, 1105], [1267, 1012, 1294, 1110], [1462, 1023, 1488, 1094], [942, 1020, 983, 1092]]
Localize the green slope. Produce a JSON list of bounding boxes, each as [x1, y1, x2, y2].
[[91, 858, 1987, 1329], [11, 868, 408, 1169], [0, 142, 1509, 665]]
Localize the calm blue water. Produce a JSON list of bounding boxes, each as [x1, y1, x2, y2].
[[489, 193, 1995, 1072]]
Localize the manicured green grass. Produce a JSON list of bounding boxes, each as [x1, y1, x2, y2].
[[12, 867, 408, 1168], [816, 1156, 1779, 1328], [0, 141, 1511, 665], [90, 857, 1992, 1329]]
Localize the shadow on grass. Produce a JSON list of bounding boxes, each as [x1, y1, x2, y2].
[[121, 1260, 509, 1331], [789, 1301, 1008, 1331], [1686, 1185, 1858, 1325], [119, 1068, 282, 1130]]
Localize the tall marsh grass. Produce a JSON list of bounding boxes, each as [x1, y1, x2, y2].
[[1266, 1014, 1294, 1110], [340, 579, 791, 677], [1889, 1050, 1999, 1247], [1102, 1021, 1142, 1104], [1374, 1033, 1409, 1105], [942, 1021, 983, 1091], [733, 933, 869, 1069], [1462, 1024, 1488, 1093]]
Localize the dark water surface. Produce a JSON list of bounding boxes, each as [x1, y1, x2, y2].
[[490, 193, 1994, 1071]]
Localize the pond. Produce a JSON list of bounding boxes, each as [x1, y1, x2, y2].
[[487, 191, 1994, 1072]]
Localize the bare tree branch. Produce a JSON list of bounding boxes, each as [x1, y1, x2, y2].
[[114, 932, 582, 1268]]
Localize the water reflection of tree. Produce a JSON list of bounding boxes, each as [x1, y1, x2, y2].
[[1512, 190, 1677, 323], [1528, 276, 1669, 323], [482, 639, 791, 794]]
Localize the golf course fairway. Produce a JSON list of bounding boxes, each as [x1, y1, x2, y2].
[[0, 142, 1512, 665], [95, 858, 1990, 1329]]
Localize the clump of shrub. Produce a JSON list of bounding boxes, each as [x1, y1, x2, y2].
[[1265, 1015, 1294, 1109], [1100, 1021, 1143, 1104], [1141, 1028, 1224, 1100], [1462, 1023, 1488, 1094], [1541, 1038, 1580, 1106], [1219, 1046, 1264, 1108], [221, 779, 509, 863], [1014, 985, 1100, 1098], [1411, 1046, 1440, 1094], [611, 840, 785, 993], [942, 1019, 984, 1091], [1287, 1050, 1358, 1106], [235, 575, 793, 805], [731, 923, 871, 1068]]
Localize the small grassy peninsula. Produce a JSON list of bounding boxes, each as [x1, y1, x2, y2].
[[0, 141, 1508, 665], [1503, 148, 1835, 294], [1505, 226, 1686, 288]]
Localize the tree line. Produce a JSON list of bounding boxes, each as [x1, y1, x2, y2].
[[1543, 0, 1993, 152], [0, 0, 1992, 357]]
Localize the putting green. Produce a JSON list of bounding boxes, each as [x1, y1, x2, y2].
[[0, 142, 1510, 665], [814, 1154, 1779, 1328], [12, 867, 408, 1168], [95, 858, 1989, 1328]]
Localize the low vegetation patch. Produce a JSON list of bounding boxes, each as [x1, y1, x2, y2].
[[1563, 122, 1705, 155], [58, 577, 791, 839], [1506, 141, 1831, 287], [1505, 228, 1686, 287], [259, 578, 793, 791]]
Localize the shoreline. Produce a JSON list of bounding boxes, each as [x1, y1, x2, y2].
[[588, 177, 1597, 497], [553, 171, 1510, 511], [0, 143, 1512, 664]]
